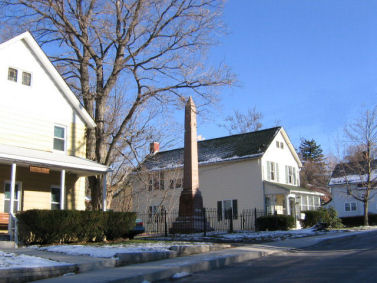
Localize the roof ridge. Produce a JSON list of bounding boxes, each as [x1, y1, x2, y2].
[[155, 126, 281, 155]]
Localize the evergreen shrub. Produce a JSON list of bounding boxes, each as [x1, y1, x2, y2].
[[302, 207, 343, 229], [17, 209, 136, 245], [256, 215, 295, 231]]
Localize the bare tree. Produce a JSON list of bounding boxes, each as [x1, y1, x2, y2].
[[219, 107, 263, 134], [341, 106, 377, 225], [0, 0, 233, 209]]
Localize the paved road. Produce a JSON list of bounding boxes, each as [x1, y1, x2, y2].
[[158, 230, 377, 283]]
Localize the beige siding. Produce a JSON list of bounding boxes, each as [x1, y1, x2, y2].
[[200, 159, 264, 211], [0, 165, 85, 212], [0, 108, 86, 157], [132, 159, 265, 213]]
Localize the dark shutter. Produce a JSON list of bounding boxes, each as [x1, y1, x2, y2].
[[217, 201, 223, 221], [232, 199, 238, 220]]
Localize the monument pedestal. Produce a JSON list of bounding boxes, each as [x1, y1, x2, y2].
[[170, 190, 211, 233]]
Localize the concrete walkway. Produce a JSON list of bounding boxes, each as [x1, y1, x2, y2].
[[1, 230, 372, 283]]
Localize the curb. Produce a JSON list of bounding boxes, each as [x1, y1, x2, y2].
[[1, 244, 231, 283], [115, 244, 231, 266], [0, 264, 76, 283], [34, 246, 269, 283]]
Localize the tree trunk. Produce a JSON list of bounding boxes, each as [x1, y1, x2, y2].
[[363, 200, 369, 226]]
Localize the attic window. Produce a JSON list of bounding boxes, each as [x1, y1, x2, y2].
[[8, 67, 17, 82], [22, 72, 32, 86]]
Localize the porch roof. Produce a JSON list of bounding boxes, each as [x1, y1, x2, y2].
[[0, 144, 109, 175], [264, 181, 324, 196]]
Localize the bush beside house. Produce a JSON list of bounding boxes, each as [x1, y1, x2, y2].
[[302, 207, 343, 229], [17, 210, 136, 245]]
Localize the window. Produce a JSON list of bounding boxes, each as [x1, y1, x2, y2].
[[51, 187, 61, 210], [345, 202, 357, 212], [4, 182, 21, 213], [148, 205, 165, 222], [301, 195, 308, 211], [276, 141, 284, 149], [217, 199, 238, 221], [169, 179, 174, 189], [53, 125, 66, 151], [175, 178, 183, 189], [267, 161, 279, 181], [22, 71, 32, 86], [285, 166, 297, 185], [148, 172, 165, 190], [8, 67, 17, 82]]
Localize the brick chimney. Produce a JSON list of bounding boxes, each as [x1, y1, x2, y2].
[[150, 142, 160, 154]]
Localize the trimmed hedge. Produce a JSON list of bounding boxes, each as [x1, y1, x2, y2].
[[17, 210, 136, 245], [256, 215, 295, 231], [302, 207, 343, 229], [340, 214, 377, 227]]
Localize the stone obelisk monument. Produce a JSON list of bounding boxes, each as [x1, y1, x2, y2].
[[171, 97, 207, 233]]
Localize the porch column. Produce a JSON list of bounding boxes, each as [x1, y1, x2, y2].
[[9, 163, 16, 215], [60, 170, 65, 210], [102, 173, 107, 212], [285, 195, 290, 215]]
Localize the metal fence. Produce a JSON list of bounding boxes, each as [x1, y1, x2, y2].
[[136, 208, 266, 236]]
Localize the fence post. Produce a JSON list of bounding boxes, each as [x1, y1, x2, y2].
[[229, 210, 233, 233], [254, 208, 257, 231], [164, 209, 168, 237], [203, 208, 207, 237]]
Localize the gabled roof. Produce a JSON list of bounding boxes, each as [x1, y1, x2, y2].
[[329, 160, 377, 185], [0, 31, 96, 128], [143, 127, 282, 170]]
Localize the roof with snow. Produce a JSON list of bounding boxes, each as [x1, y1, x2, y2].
[[143, 127, 281, 170], [329, 160, 377, 185]]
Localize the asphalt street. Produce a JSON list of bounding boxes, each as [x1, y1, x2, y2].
[[158, 230, 377, 283]]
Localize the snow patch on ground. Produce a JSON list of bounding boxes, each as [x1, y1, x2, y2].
[[172, 271, 191, 279], [0, 251, 69, 269], [150, 227, 331, 243], [36, 242, 213, 258]]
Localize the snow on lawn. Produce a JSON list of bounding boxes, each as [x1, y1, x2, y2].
[[36, 242, 213, 258], [150, 227, 342, 243], [0, 251, 70, 269]]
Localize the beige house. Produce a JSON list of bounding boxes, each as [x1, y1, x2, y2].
[[126, 127, 322, 224], [0, 32, 108, 236]]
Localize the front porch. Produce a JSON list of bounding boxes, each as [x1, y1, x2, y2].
[[0, 144, 109, 240], [264, 181, 323, 226]]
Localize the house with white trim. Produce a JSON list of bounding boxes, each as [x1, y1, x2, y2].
[[328, 161, 377, 218], [122, 127, 323, 224], [0, 32, 109, 235]]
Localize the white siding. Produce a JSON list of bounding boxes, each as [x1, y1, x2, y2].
[[0, 39, 86, 155], [262, 131, 300, 185]]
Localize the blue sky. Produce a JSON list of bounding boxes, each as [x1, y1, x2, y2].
[[195, 0, 377, 155]]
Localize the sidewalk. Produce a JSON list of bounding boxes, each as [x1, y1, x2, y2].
[[1, 229, 373, 283], [32, 230, 371, 283]]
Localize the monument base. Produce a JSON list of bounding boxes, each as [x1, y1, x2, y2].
[[170, 214, 212, 234]]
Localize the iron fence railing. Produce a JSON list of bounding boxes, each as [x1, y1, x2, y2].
[[136, 208, 266, 236]]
